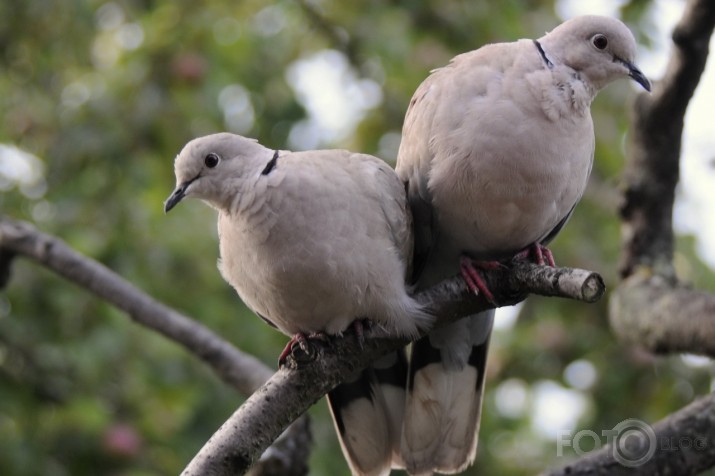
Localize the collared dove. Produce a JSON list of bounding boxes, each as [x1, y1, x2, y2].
[[164, 132, 432, 476], [396, 15, 650, 474]]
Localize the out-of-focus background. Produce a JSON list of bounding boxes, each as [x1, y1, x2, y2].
[[2, 0, 715, 474]]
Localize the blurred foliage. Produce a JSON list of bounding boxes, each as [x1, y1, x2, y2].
[[1, 0, 714, 475]]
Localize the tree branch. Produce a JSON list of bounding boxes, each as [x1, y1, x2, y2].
[[247, 415, 312, 476], [181, 261, 605, 475], [619, 0, 715, 277], [0, 215, 608, 475], [610, 271, 715, 357], [0, 216, 273, 394], [544, 391, 715, 476], [611, 0, 715, 357], [0, 216, 315, 475]]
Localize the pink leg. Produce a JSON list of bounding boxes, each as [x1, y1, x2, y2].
[[541, 246, 556, 267], [515, 243, 556, 267], [459, 256, 498, 304]]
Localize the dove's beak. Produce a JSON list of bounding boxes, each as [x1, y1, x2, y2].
[[627, 63, 651, 92], [164, 181, 190, 213]]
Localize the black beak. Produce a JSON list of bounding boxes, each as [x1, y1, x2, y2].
[[627, 63, 651, 92], [164, 182, 190, 213]]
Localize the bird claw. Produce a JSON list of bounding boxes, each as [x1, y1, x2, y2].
[[515, 243, 556, 267], [459, 256, 498, 305], [277, 320, 371, 368], [278, 332, 328, 367], [278, 335, 303, 367]]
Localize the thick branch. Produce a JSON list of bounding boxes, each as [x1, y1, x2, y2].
[[182, 261, 605, 475], [619, 0, 715, 277], [544, 391, 715, 476], [610, 272, 715, 357]]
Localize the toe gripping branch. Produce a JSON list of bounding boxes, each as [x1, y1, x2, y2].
[[459, 256, 500, 304], [278, 320, 368, 368], [459, 243, 556, 305]]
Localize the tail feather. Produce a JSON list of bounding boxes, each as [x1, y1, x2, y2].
[[401, 310, 495, 474], [372, 350, 409, 469], [327, 350, 409, 476]]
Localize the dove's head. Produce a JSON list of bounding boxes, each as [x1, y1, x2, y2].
[[164, 133, 273, 212], [539, 15, 651, 93]]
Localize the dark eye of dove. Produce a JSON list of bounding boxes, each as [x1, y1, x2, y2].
[[592, 34, 608, 50], [204, 153, 220, 168]]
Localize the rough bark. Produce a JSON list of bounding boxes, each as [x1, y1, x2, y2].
[[248, 416, 312, 476], [611, 271, 715, 357]]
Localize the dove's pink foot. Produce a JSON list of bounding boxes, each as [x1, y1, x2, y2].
[[459, 256, 499, 305], [278, 332, 329, 367], [515, 243, 556, 267], [278, 333, 307, 366]]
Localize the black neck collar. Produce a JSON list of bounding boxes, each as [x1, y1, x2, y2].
[[533, 40, 553, 69], [261, 150, 280, 175]]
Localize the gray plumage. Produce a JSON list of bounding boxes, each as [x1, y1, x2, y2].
[[166, 133, 431, 338], [165, 132, 432, 476], [396, 15, 649, 474]]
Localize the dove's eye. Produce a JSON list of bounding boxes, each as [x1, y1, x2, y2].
[[205, 153, 220, 168], [592, 34, 608, 50]]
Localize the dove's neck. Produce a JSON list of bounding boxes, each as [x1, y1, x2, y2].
[[536, 37, 599, 100], [526, 42, 595, 120], [222, 151, 287, 241], [533, 39, 555, 69]]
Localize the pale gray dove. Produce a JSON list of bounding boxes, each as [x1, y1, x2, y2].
[[396, 15, 650, 474], [164, 132, 432, 476]]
